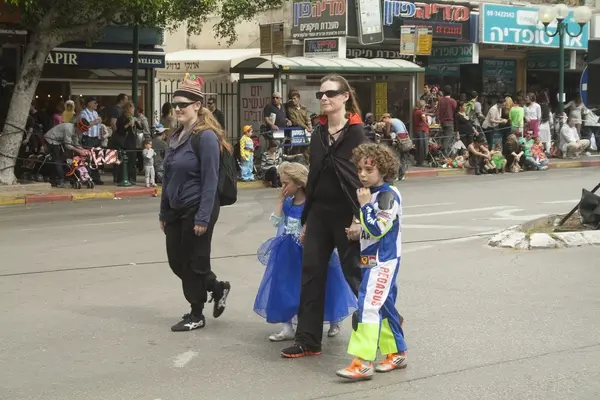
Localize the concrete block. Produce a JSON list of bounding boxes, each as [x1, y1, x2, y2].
[[498, 232, 528, 249], [554, 232, 588, 247], [488, 229, 517, 247], [529, 233, 557, 249], [581, 231, 600, 245]]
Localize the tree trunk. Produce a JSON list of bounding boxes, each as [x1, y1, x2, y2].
[[0, 32, 59, 185]]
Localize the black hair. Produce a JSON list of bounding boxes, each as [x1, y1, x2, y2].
[[117, 93, 127, 103]]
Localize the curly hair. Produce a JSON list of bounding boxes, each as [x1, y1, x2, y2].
[[351, 143, 400, 182], [278, 162, 308, 187]]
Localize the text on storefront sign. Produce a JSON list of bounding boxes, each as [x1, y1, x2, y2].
[[293, 0, 346, 26], [383, 1, 470, 25], [46, 52, 78, 65], [240, 83, 272, 127]]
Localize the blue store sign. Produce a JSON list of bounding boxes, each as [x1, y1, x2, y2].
[[45, 49, 165, 68], [481, 4, 589, 50]]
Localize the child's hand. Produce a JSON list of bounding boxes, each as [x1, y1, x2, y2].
[[299, 225, 307, 244], [277, 186, 288, 201], [357, 188, 371, 206]]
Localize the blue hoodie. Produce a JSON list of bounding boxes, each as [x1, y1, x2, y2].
[[159, 130, 220, 226]]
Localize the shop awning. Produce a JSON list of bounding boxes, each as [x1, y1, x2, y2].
[[159, 49, 261, 76], [230, 55, 424, 74]]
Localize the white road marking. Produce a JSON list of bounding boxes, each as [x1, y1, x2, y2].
[[403, 206, 513, 219], [173, 351, 198, 368], [486, 209, 548, 221], [19, 221, 127, 231], [402, 202, 455, 209], [403, 224, 497, 232], [541, 199, 579, 204], [403, 245, 433, 253]]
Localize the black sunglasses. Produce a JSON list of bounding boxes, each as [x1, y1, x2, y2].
[[172, 101, 196, 109], [316, 90, 345, 99]]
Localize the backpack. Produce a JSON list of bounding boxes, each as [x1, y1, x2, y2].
[[191, 132, 238, 206]]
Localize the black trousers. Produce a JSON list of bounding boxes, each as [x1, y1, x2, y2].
[[47, 143, 65, 183], [165, 200, 220, 316], [264, 167, 279, 187], [295, 205, 362, 349], [413, 130, 428, 166]]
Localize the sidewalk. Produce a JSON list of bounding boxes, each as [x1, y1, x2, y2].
[[1, 156, 599, 206]]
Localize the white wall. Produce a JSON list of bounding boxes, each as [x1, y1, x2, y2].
[[164, 4, 291, 52]]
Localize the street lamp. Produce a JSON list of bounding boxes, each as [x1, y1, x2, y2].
[[538, 5, 592, 115]]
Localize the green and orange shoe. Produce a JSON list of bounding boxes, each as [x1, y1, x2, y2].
[[335, 359, 374, 381], [375, 353, 408, 373]]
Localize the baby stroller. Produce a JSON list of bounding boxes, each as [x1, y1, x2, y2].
[[426, 137, 443, 168], [21, 153, 51, 182], [65, 155, 95, 189]]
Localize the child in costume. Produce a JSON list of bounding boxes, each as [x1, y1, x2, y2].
[[240, 125, 255, 181], [531, 137, 549, 168], [254, 162, 357, 342], [490, 143, 507, 173], [336, 143, 407, 381]]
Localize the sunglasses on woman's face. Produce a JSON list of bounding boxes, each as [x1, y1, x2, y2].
[[316, 90, 345, 99], [172, 101, 196, 110]]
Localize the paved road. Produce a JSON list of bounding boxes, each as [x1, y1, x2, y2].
[[1, 168, 599, 400]]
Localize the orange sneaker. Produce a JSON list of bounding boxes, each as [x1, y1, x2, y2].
[[335, 359, 374, 381], [375, 353, 408, 373]]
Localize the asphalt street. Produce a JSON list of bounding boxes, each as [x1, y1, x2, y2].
[[0, 167, 599, 400]]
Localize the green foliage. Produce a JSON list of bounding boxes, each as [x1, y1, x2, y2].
[[6, 0, 286, 45]]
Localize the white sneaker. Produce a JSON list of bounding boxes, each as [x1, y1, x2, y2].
[[336, 359, 374, 381], [375, 354, 408, 373], [268, 328, 295, 342], [328, 324, 341, 337]]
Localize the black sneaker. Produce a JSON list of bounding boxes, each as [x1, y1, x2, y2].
[[171, 313, 205, 332], [209, 281, 231, 318], [281, 343, 322, 359]]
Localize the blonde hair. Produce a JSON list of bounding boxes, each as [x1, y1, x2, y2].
[[192, 107, 232, 153], [505, 97, 513, 109], [278, 162, 308, 187]]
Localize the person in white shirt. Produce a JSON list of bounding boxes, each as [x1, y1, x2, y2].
[[538, 103, 553, 154], [560, 117, 590, 158], [482, 98, 508, 149], [582, 107, 600, 154], [524, 93, 542, 138]]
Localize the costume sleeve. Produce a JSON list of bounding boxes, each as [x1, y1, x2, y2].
[[359, 191, 399, 239]]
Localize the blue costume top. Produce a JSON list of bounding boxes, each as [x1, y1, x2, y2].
[[254, 197, 357, 324]]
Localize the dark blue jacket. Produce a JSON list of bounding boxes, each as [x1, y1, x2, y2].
[[159, 130, 220, 226]]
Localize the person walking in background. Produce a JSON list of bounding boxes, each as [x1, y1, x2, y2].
[[62, 100, 76, 123], [110, 93, 129, 133], [509, 96, 525, 137], [565, 94, 586, 135], [335, 143, 407, 381], [285, 90, 312, 132], [240, 125, 255, 182], [524, 93, 541, 138], [261, 140, 282, 188], [207, 97, 225, 130], [436, 85, 457, 155], [142, 139, 156, 188], [160, 74, 231, 332], [280, 74, 365, 359], [412, 100, 429, 166], [482, 97, 507, 149]]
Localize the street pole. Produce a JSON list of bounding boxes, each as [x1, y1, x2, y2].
[[558, 22, 565, 116], [132, 25, 139, 107]]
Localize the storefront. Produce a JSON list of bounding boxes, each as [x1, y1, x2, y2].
[[479, 3, 589, 102], [39, 44, 165, 119]]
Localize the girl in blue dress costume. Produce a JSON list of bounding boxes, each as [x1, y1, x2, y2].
[[254, 162, 358, 342]]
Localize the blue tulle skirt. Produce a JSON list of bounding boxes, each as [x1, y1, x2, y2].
[[254, 234, 357, 324]]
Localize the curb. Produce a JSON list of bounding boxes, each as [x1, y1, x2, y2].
[[1, 160, 598, 207], [488, 227, 600, 250]]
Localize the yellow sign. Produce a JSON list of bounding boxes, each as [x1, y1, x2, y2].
[[415, 27, 433, 56], [375, 82, 388, 120], [399, 26, 416, 56]]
